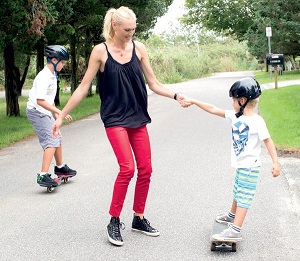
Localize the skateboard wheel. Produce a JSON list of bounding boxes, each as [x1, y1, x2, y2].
[[63, 177, 69, 183], [47, 187, 53, 193], [210, 242, 216, 251], [232, 243, 237, 252]]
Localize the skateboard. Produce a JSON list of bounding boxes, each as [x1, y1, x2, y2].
[[210, 220, 238, 252], [39, 174, 74, 193]]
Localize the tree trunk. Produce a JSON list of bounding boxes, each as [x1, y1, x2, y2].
[[70, 34, 78, 93], [36, 39, 45, 74], [17, 56, 30, 96], [4, 43, 20, 117], [291, 55, 297, 70], [85, 28, 93, 97]]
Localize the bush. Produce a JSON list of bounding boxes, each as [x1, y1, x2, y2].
[[145, 36, 258, 83]]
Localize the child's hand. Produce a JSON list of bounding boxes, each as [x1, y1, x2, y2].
[[174, 93, 192, 108], [180, 97, 193, 108], [65, 114, 73, 121], [271, 162, 280, 177]]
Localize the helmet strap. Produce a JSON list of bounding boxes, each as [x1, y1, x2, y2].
[[235, 98, 249, 118], [47, 57, 60, 79]]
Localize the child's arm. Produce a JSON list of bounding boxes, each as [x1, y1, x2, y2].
[[37, 99, 60, 115], [37, 99, 72, 121], [264, 137, 280, 177], [185, 98, 225, 118]]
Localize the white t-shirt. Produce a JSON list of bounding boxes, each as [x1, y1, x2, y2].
[[27, 66, 57, 116], [225, 110, 270, 168]]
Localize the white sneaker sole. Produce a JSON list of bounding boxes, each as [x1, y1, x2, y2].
[[131, 228, 160, 237], [107, 231, 124, 246], [212, 234, 242, 242]]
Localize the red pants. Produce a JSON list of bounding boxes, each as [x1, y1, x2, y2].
[[105, 125, 152, 217]]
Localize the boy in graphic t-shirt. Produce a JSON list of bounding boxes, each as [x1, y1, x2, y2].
[[183, 77, 280, 241]]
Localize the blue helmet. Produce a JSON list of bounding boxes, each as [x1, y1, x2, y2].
[[45, 45, 69, 61]]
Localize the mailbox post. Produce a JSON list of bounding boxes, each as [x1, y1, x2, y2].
[[266, 54, 284, 89]]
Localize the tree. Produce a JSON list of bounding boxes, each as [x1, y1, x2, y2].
[[246, 0, 300, 59], [0, 0, 56, 116], [183, 0, 255, 41], [183, 0, 300, 60], [0, 0, 173, 115]]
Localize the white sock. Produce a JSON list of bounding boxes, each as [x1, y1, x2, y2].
[[231, 224, 241, 233], [228, 212, 235, 219]]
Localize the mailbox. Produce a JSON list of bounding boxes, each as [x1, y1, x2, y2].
[[266, 54, 284, 66]]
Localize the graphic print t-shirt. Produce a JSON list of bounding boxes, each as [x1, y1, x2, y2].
[[225, 110, 270, 168]]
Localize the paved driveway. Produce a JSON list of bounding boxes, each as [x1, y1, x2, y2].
[[1, 71, 299, 260]]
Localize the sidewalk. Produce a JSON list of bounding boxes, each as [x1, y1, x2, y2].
[[260, 80, 300, 90]]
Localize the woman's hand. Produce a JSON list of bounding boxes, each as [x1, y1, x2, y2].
[[52, 118, 63, 138]]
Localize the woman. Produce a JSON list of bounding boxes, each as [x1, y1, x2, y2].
[[52, 6, 186, 246]]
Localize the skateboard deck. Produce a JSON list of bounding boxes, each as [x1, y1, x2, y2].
[[210, 220, 238, 252], [39, 174, 74, 193]]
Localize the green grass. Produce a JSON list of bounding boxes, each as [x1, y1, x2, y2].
[[259, 85, 300, 150], [254, 70, 300, 84], [254, 70, 300, 150], [0, 92, 100, 149]]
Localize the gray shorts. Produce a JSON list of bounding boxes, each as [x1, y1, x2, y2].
[[26, 108, 62, 150]]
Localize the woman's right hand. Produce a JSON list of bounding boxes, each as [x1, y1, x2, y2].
[[52, 118, 63, 138]]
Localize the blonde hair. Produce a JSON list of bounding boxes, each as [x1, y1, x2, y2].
[[102, 6, 136, 40], [247, 97, 259, 108]]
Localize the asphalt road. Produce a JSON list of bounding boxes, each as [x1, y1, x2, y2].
[[1, 72, 300, 260]]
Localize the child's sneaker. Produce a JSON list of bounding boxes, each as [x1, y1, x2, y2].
[[107, 217, 125, 246], [37, 173, 58, 187], [54, 164, 77, 176], [216, 213, 234, 224], [212, 224, 242, 241], [131, 216, 160, 236]]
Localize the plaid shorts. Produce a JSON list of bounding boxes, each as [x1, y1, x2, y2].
[[233, 167, 260, 209]]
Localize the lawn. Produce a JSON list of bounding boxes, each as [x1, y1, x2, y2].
[[254, 70, 300, 152], [255, 70, 299, 84], [0, 92, 100, 149], [259, 85, 300, 150]]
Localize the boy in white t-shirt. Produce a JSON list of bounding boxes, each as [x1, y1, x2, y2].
[[26, 45, 76, 188], [184, 77, 280, 240]]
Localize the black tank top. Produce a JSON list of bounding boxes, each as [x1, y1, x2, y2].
[[98, 41, 151, 128]]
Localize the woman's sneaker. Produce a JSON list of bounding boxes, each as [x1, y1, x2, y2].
[[37, 173, 58, 187], [54, 164, 77, 176], [131, 216, 160, 236], [107, 217, 125, 246], [216, 213, 234, 224], [212, 224, 242, 241]]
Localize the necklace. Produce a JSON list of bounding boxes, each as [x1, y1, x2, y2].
[[111, 41, 129, 57], [118, 48, 126, 57]]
